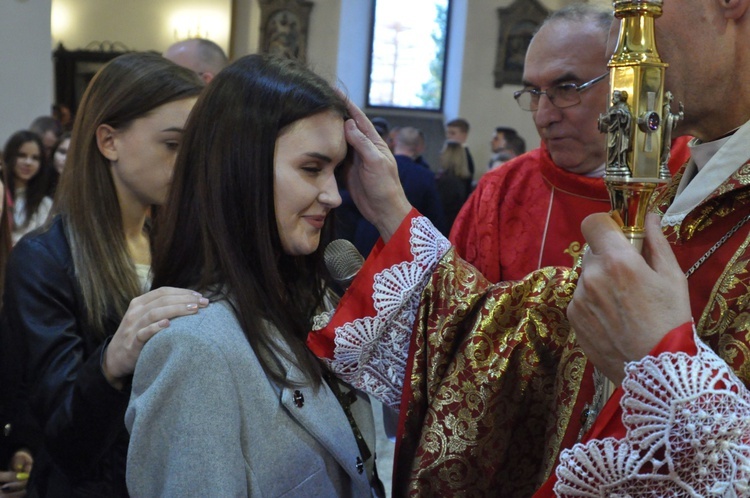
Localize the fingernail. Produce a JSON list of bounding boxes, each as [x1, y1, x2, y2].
[[192, 291, 202, 297], [198, 297, 209, 306], [158, 319, 170, 328], [16, 472, 29, 480], [187, 303, 198, 311]]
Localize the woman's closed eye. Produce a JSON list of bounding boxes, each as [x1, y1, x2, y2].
[[301, 164, 323, 175]]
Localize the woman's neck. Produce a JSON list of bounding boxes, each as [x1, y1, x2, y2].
[[120, 201, 151, 266]]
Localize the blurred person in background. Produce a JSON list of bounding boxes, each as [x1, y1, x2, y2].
[[0, 52, 205, 497], [164, 38, 229, 83], [0, 173, 35, 498], [29, 117, 62, 160], [488, 126, 526, 170], [436, 140, 471, 232], [3, 131, 53, 244], [47, 132, 71, 195]]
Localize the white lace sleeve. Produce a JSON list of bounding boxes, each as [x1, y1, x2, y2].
[[555, 329, 750, 497], [311, 217, 450, 409]]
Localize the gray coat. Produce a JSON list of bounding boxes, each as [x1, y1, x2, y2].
[[125, 300, 379, 497]]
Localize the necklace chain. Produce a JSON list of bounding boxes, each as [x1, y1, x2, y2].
[[579, 210, 750, 442], [684, 212, 750, 278]]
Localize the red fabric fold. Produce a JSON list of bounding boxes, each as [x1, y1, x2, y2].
[[306, 208, 421, 359], [534, 321, 697, 497]]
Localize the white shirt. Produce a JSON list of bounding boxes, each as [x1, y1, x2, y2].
[[12, 189, 53, 244], [663, 121, 750, 226]]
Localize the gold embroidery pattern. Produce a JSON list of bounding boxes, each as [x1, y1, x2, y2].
[[660, 164, 750, 385], [563, 241, 583, 263], [697, 229, 750, 387], [679, 162, 750, 240], [394, 168, 750, 497], [395, 250, 587, 497]]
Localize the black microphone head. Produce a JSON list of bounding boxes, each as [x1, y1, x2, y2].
[[324, 239, 364, 288]]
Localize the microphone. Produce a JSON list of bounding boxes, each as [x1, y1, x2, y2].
[[324, 239, 364, 290]]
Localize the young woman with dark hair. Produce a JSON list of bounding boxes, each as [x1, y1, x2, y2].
[[0, 52, 206, 496], [46, 131, 71, 196], [0, 176, 34, 497], [3, 130, 53, 244], [125, 54, 409, 497], [0, 178, 12, 303], [50, 132, 71, 176]]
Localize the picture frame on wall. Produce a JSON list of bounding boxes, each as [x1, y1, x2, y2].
[[53, 43, 128, 115], [493, 0, 548, 88], [259, 0, 314, 63]]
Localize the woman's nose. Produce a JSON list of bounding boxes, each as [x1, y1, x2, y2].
[[319, 174, 342, 208]]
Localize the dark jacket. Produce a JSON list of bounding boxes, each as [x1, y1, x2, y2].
[[1, 216, 130, 497], [0, 311, 43, 468], [336, 155, 447, 257], [435, 170, 470, 233]]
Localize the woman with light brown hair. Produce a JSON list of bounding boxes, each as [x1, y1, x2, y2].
[[436, 140, 471, 231], [0, 52, 206, 496]]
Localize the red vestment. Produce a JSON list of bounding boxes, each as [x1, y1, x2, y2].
[[538, 319, 750, 496], [450, 138, 692, 282], [450, 147, 609, 281], [307, 142, 747, 498]]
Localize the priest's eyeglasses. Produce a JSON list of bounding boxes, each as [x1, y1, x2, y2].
[[513, 73, 609, 112]]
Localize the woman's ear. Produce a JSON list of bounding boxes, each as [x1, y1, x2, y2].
[[95, 124, 118, 161], [722, 0, 750, 19]]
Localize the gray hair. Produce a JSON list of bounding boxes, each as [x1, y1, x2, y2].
[[542, 3, 613, 34]]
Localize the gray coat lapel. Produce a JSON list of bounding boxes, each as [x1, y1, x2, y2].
[[278, 359, 368, 485]]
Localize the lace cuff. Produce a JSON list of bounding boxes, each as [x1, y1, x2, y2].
[[307, 211, 449, 409], [555, 327, 750, 496]]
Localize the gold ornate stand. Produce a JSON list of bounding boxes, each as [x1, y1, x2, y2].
[[599, 0, 682, 251], [583, 0, 685, 424]]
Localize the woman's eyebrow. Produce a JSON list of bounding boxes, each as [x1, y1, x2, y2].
[[302, 151, 334, 162]]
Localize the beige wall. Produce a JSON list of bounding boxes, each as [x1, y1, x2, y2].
[[2, 0, 615, 173], [51, 0, 342, 72], [459, 0, 612, 177], [458, 1, 538, 175], [51, 0, 233, 53], [228, 0, 343, 78], [0, 0, 53, 146]]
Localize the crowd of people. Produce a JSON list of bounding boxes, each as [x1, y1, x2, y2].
[[2, 0, 750, 497]]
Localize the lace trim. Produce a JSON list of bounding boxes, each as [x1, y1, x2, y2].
[[316, 217, 449, 408], [661, 212, 686, 227], [311, 310, 334, 331], [555, 329, 750, 497]]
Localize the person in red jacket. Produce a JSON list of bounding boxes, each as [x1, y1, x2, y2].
[[451, 5, 691, 283]]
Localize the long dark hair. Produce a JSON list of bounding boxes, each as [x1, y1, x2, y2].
[[152, 54, 347, 387], [0, 178, 12, 306], [3, 130, 51, 229], [53, 52, 203, 337]]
